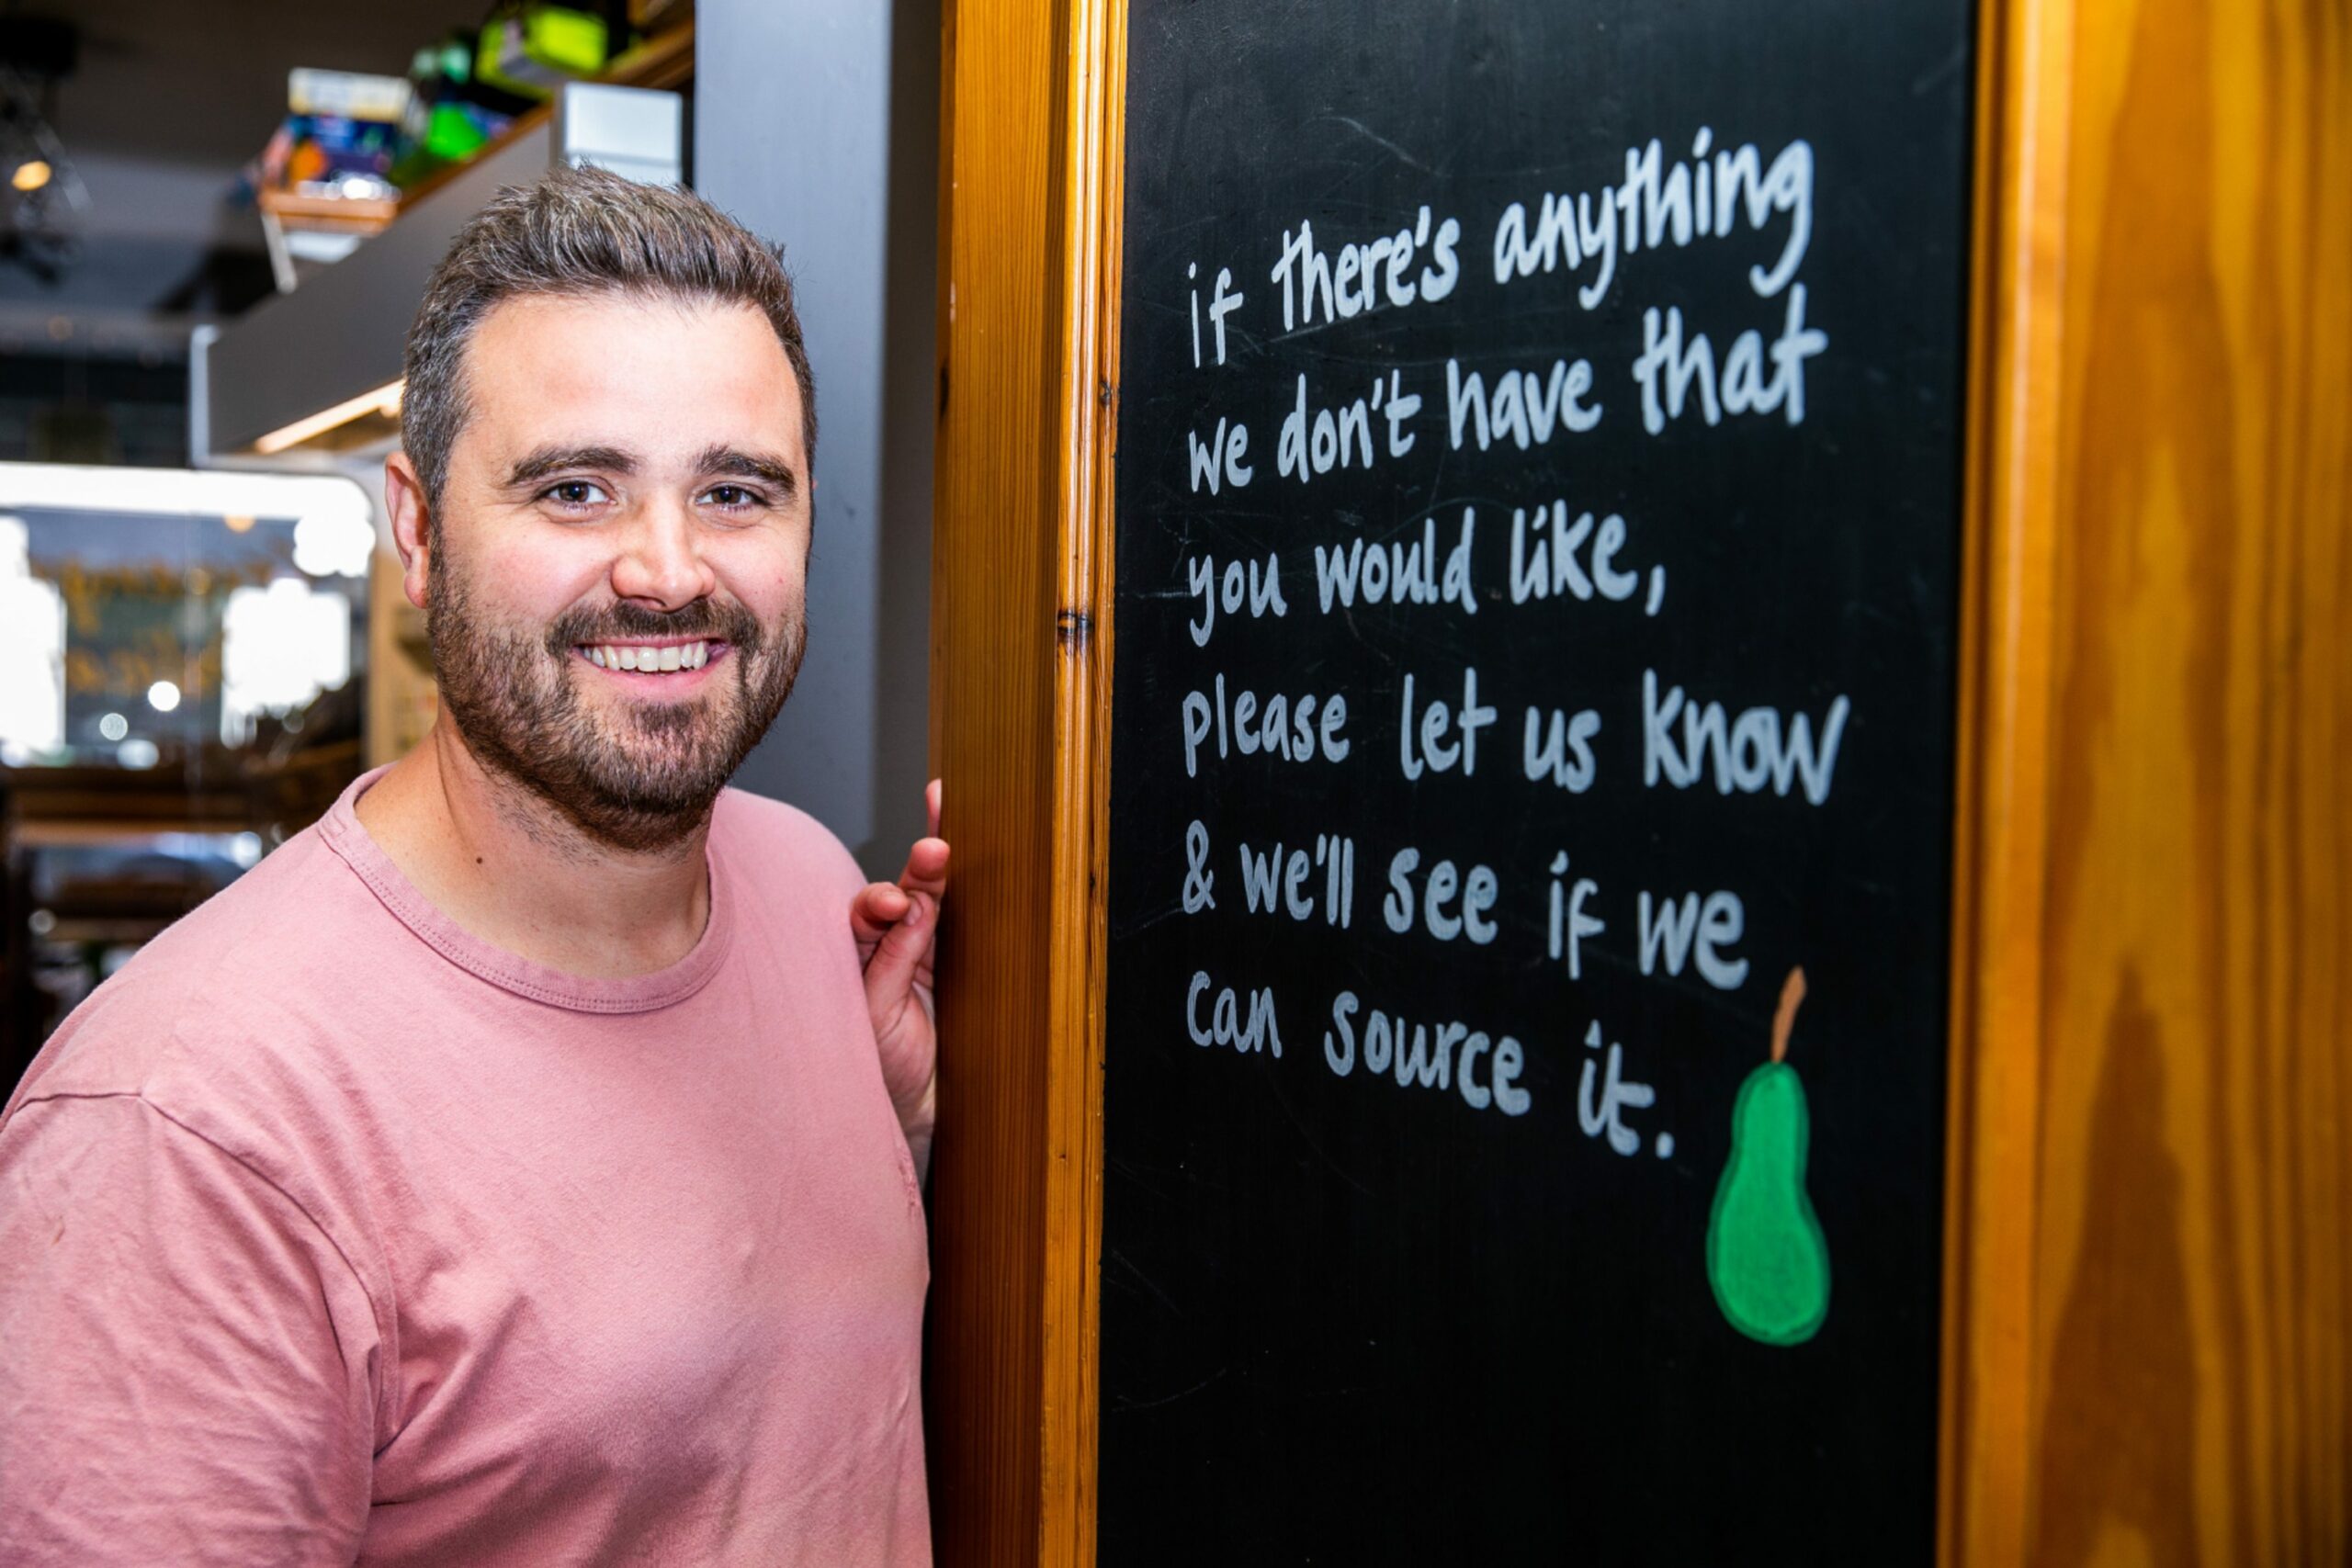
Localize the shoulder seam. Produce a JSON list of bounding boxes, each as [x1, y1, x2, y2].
[[6, 1089, 402, 1440]]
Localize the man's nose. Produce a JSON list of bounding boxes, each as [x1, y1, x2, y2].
[[609, 498, 718, 610]]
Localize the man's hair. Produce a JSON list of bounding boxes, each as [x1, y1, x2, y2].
[[401, 164, 817, 517]]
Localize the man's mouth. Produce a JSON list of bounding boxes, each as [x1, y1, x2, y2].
[[577, 638, 728, 674]]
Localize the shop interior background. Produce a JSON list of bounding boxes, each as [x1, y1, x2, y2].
[[0, 0, 939, 1084]]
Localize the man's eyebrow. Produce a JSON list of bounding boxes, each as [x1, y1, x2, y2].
[[695, 446, 800, 499], [504, 446, 638, 488]]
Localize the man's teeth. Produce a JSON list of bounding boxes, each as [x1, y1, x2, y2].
[[585, 641, 711, 671]]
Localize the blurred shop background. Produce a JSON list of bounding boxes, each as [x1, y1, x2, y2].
[[0, 0, 938, 1084]]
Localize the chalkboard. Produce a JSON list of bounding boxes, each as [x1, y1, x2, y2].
[[1100, 1, 1976, 1561]]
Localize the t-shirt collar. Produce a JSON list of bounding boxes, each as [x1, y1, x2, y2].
[[318, 766, 735, 1015]]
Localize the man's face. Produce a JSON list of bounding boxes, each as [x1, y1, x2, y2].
[[416, 292, 811, 852]]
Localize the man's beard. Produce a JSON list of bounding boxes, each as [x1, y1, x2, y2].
[[425, 558, 804, 854]]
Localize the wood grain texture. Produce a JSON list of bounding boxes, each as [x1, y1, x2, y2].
[[1039, 2, 1125, 1562], [1954, 0, 2351, 1562], [925, 0, 1122, 1562], [2030, 0, 2351, 1558], [1054, 3, 1127, 1562], [1945, 0, 2077, 1560]]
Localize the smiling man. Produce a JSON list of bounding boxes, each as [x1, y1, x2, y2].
[[0, 167, 944, 1565]]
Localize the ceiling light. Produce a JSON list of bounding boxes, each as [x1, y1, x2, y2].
[[251, 378, 404, 456], [10, 159, 49, 192]]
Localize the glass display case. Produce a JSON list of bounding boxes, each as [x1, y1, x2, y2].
[[0, 464, 377, 1081]]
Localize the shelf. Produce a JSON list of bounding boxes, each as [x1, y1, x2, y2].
[[257, 187, 401, 234], [201, 67, 686, 461], [395, 23, 694, 213]]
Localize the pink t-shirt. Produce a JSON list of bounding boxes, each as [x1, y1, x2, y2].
[[0, 773, 931, 1565]]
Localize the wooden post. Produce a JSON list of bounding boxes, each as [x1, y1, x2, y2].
[[1942, 0, 2075, 1558], [924, 1, 1121, 1562], [1949, 0, 2352, 1559]]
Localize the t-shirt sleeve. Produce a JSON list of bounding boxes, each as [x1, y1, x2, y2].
[[0, 1093, 379, 1565]]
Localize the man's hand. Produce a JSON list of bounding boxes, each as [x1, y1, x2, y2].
[[852, 779, 948, 1183]]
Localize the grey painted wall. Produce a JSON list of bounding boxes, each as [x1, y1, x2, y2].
[[695, 0, 939, 877]]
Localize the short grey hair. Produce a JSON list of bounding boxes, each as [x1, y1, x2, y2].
[[401, 163, 817, 518]]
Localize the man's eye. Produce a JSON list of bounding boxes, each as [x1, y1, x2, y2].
[[542, 480, 609, 506], [703, 484, 763, 510]]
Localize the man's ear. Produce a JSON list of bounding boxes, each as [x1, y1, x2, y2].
[[383, 451, 434, 611]]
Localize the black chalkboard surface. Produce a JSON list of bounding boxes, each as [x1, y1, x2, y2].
[[1100, 1, 1976, 1561]]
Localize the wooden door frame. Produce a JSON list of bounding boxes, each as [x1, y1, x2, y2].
[[925, 0, 2059, 1562], [924, 0, 1125, 1561], [1944, 0, 2071, 1560]]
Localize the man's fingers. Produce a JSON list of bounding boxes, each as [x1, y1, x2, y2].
[[897, 838, 949, 899], [851, 881, 910, 947], [859, 784, 947, 972], [862, 890, 935, 1008]]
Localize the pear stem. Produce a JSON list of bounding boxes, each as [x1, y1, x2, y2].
[[1770, 966, 1807, 1064]]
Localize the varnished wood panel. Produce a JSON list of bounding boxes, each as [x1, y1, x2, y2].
[[1945, 0, 2078, 1560], [925, 0, 1121, 1562], [1955, 0, 2352, 1562], [2029, 0, 2352, 1557], [924, 0, 1059, 1553]]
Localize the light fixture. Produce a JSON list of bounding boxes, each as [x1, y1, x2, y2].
[[251, 378, 404, 456], [0, 35, 85, 286], [146, 680, 181, 713]]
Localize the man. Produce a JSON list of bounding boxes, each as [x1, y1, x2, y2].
[[0, 165, 945, 1564]]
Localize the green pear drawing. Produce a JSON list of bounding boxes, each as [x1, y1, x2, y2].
[[1707, 966, 1831, 1346]]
